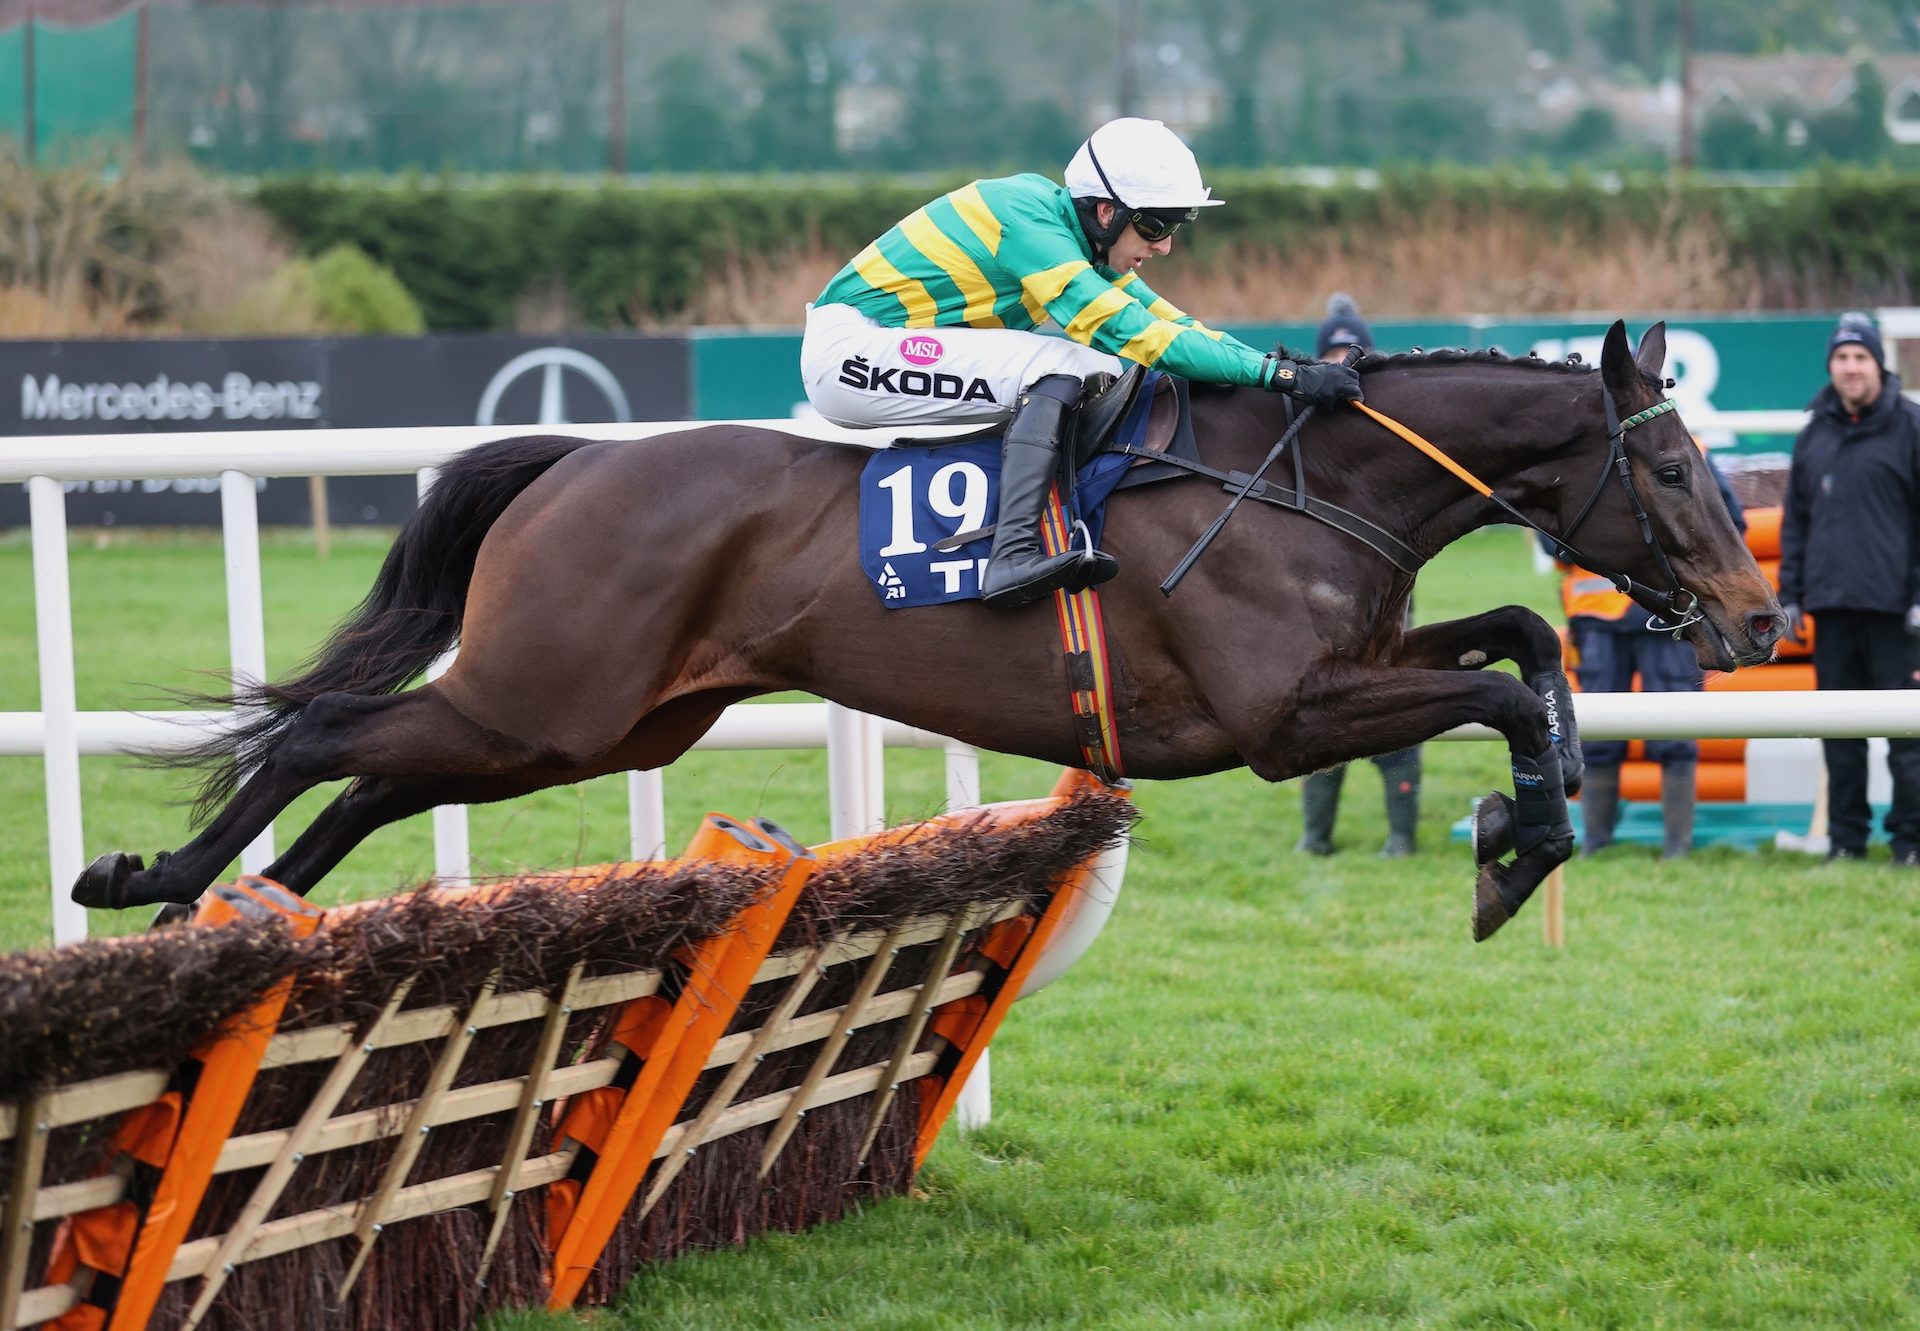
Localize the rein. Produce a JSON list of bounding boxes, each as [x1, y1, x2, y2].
[[1352, 394, 1703, 633], [1156, 345, 1366, 596]]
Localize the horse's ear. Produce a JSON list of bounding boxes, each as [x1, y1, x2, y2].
[[1633, 321, 1668, 380], [1599, 319, 1636, 399]]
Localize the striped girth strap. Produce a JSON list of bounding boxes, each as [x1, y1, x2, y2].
[[1038, 489, 1125, 785]]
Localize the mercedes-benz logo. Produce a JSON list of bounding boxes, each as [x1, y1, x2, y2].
[[476, 347, 632, 425]]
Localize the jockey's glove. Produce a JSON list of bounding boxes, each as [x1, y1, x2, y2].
[[1263, 355, 1363, 407]]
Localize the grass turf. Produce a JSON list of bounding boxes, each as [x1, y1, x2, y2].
[[3, 525, 1916, 1328]]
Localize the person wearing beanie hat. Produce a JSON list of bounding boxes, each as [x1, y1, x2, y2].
[[802, 118, 1361, 611], [1827, 311, 1887, 374], [1314, 292, 1375, 360], [1780, 311, 1920, 865], [1290, 296, 1423, 859]]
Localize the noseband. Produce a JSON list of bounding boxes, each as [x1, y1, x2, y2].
[[1556, 393, 1703, 634]]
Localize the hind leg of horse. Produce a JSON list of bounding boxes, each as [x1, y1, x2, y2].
[[1397, 605, 1584, 795], [258, 773, 548, 895], [1255, 663, 1573, 942], [259, 689, 752, 896], [72, 754, 323, 911], [75, 685, 548, 912]]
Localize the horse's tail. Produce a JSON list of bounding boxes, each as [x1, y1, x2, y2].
[[166, 434, 598, 820]]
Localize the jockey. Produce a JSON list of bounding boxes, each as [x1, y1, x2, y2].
[[801, 117, 1363, 610]]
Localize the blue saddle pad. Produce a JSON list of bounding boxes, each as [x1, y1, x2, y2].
[[857, 373, 1160, 608]]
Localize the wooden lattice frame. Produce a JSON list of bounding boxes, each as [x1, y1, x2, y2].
[[0, 775, 1126, 1330]]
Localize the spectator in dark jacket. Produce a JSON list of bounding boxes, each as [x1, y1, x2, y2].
[[1779, 312, 1920, 865]]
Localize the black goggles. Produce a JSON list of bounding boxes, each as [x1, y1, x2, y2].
[[1127, 206, 1199, 243]]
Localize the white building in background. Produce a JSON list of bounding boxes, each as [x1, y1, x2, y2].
[[1692, 53, 1920, 146], [833, 83, 904, 155]]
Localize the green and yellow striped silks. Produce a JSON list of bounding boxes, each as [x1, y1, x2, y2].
[[816, 173, 1271, 387]]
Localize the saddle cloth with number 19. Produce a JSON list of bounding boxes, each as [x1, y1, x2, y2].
[[855, 389, 1151, 609]]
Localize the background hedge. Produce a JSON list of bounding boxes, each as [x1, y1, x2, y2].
[[246, 168, 1920, 331]]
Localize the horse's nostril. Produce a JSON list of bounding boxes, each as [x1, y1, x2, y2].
[[1746, 613, 1783, 645]]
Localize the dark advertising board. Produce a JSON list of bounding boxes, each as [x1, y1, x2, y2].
[[0, 335, 691, 525]]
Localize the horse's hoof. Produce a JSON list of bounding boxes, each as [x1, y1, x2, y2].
[[1472, 791, 1515, 865], [1472, 835, 1573, 942], [71, 852, 145, 910], [1472, 860, 1515, 942], [149, 901, 193, 930]]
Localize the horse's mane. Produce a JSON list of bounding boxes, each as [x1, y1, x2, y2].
[[1351, 346, 1598, 376], [1183, 344, 1604, 401]]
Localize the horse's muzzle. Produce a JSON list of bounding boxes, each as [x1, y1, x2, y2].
[[1694, 607, 1781, 670]]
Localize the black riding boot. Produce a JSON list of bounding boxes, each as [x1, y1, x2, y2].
[[979, 375, 1119, 610]]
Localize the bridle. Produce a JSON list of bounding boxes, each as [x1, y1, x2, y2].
[[1555, 389, 1703, 633], [1353, 375, 1705, 635], [1155, 360, 1710, 636]]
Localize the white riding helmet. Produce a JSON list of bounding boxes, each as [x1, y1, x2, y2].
[[1064, 117, 1224, 210]]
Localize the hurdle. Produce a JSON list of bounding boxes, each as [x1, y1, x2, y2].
[[0, 773, 1133, 1331]]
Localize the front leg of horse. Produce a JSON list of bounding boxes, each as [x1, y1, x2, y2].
[[1470, 736, 1575, 942], [1397, 604, 1585, 798], [1260, 665, 1572, 942]]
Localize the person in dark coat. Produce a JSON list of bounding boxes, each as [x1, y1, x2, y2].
[[1780, 312, 1920, 865]]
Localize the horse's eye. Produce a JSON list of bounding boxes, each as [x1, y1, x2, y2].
[[1657, 465, 1687, 487]]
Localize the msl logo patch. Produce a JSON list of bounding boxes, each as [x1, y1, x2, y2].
[[899, 334, 944, 365], [837, 355, 997, 405]]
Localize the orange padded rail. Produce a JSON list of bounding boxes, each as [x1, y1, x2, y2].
[[77, 879, 324, 1331], [1621, 761, 1746, 803], [546, 816, 814, 1310]]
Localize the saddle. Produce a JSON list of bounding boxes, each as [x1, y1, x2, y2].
[[887, 365, 1196, 478]]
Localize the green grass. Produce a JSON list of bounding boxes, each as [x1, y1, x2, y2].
[[4, 526, 1918, 1328]]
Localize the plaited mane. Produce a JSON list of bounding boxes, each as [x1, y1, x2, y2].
[[1352, 347, 1597, 376]]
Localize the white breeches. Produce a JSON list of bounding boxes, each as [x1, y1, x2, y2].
[[800, 302, 1121, 428]]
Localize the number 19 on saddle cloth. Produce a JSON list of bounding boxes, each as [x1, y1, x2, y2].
[[857, 433, 1137, 609]]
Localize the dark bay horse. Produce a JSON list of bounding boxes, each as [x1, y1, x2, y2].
[[75, 320, 1782, 939]]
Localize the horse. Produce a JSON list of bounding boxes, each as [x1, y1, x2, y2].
[[73, 320, 1783, 940]]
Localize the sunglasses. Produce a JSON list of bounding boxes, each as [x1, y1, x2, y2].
[[1127, 207, 1199, 243]]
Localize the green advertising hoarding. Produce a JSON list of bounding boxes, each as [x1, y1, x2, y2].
[[693, 314, 1843, 456], [1469, 314, 1835, 456], [0, 14, 137, 157], [690, 329, 811, 422]]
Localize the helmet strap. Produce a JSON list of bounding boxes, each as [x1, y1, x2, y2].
[[1073, 196, 1124, 263], [1074, 134, 1133, 262], [1085, 137, 1128, 208]]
